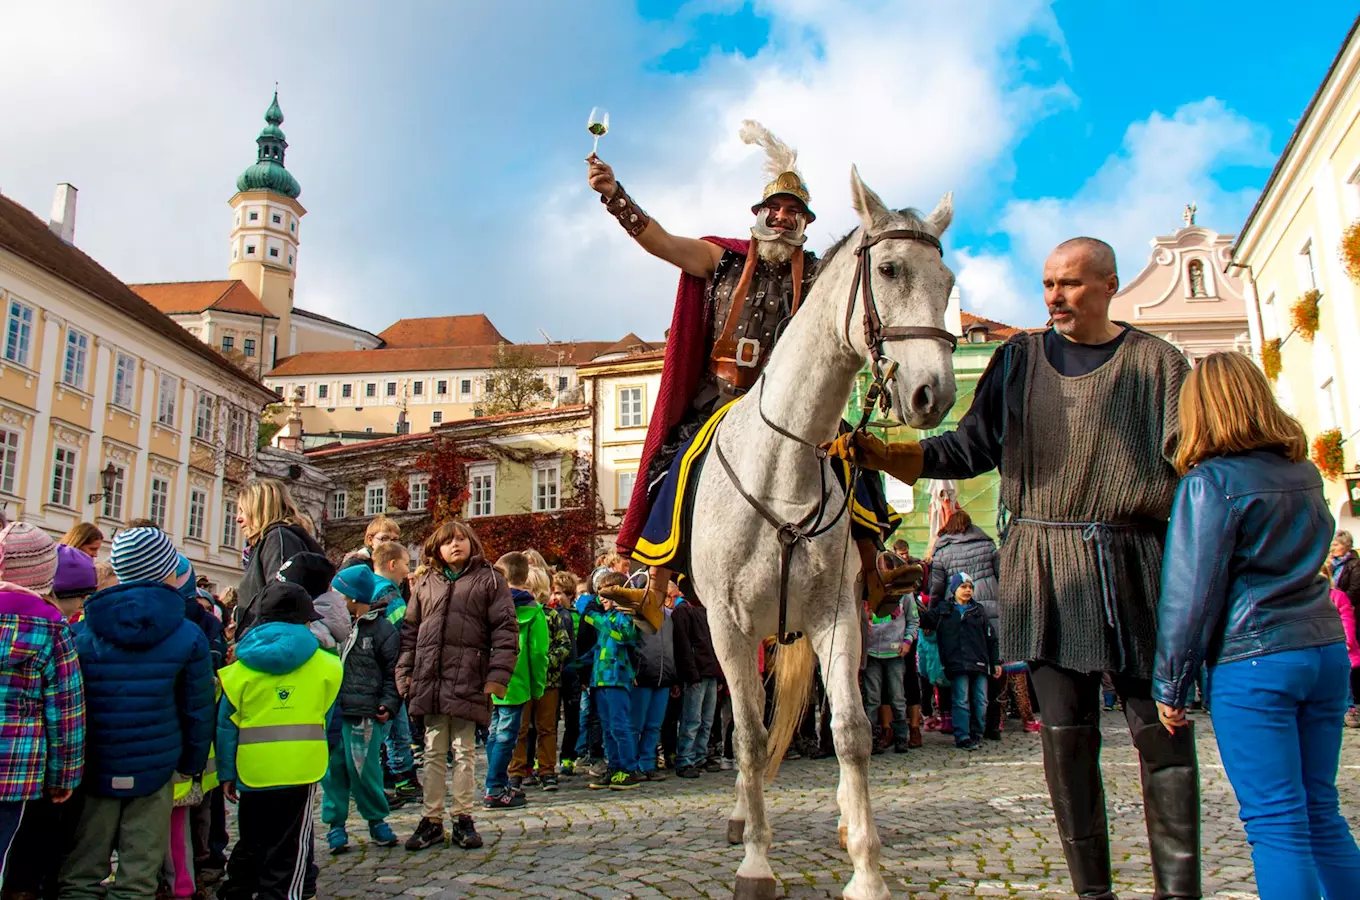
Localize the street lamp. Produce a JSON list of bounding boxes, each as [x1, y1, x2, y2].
[[88, 462, 119, 505]]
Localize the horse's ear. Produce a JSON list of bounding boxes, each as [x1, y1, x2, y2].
[[925, 191, 954, 236], [850, 165, 890, 229]]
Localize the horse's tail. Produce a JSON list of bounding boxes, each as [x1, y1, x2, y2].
[[764, 636, 815, 782]]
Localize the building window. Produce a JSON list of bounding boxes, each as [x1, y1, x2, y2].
[[248, 211, 259, 221], [1321, 378, 1342, 432], [365, 482, 386, 516], [188, 489, 207, 541], [1300, 241, 1320, 293], [533, 462, 560, 512], [365, 383, 376, 399], [51, 447, 77, 508], [437, 380, 448, 395], [222, 335, 235, 352], [557, 376, 569, 392], [0, 428, 20, 495], [318, 384, 329, 400], [102, 465, 125, 521], [469, 467, 495, 518], [62, 328, 89, 388], [288, 255, 293, 265], [341, 383, 353, 399], [269, 247, 279, 258], [227, 407, 247, 455], [195, 392, 214, 441], [113, 352, 137, 409], [386, 382, 397, 398], [3, 300, 33, 366], [149, 478, 169, 529], [409, 477, 429, 512], [412, 381, 423, 396], [432, 410, 443, 424], [271, 214, 282, 224], [364, 427, 374, 433], [243, 338, 256, 358], [290, 222, 296, 232], [618, 385, 645, 427], [157, 374, 177, 426], [331, 490, 347, 520], [245, 245, 256, 256], [617, 470, 636, 510], [460, 379, 472, 395], [223, 499, 240, 549]]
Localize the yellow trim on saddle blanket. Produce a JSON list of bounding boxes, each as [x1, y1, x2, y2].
[[632, 399, 739, 566]]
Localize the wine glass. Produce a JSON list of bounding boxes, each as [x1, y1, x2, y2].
[[587, 107, 609, 156]]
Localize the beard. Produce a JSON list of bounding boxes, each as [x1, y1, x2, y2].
[[756, 239, 797, 264]]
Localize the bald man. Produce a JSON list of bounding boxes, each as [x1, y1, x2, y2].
[[827, 238, 1199, 899]]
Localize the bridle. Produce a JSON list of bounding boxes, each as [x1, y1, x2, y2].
[[714, 225, 957, 644], [844, 227, 958, 415]]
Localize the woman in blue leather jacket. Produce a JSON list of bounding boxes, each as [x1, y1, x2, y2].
[[1153, 351, 1360, 898]]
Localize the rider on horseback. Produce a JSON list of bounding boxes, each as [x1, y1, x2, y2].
[[587, 122, 914, 632]]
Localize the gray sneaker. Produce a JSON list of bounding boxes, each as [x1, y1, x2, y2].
[[586, 758, 609, 778]]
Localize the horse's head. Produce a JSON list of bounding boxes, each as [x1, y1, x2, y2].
[[847, 166, 957, 430]]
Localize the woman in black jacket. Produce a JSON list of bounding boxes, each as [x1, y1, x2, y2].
[[1153, 352, 1360, 897], [234, 478, 323, 638]]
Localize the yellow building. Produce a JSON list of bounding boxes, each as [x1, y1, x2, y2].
[[0, 187, 277, 584], [1235, 16, 1360, 525]]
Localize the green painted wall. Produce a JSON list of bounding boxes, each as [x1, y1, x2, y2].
[[846, 339, 1003, 551]]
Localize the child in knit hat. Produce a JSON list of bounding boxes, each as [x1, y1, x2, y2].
[[58, 528, 215, 899], [52, 543, 97, 624], [0, 523, 85, 879], [919, 572, 1000, 750]]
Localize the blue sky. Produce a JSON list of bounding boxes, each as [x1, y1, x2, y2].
[[0, 1, 1355, 340]]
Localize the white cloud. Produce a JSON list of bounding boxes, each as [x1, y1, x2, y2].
[[954, 250, 1030, 324]]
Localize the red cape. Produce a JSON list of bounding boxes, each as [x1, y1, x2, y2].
[[617, 237, 750, 555]]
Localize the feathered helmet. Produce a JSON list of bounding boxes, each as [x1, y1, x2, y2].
[[740, 119, 815, 223]]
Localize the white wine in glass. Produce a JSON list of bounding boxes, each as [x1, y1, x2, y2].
[[587, 107, 609, 156]]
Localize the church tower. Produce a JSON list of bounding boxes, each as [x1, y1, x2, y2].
[[228, 92, 305, 365]]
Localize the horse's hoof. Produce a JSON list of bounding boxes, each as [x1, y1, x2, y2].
[[733, 875, 778, 900], [838, 824, 848, 850], [727, 818, 745, 844]]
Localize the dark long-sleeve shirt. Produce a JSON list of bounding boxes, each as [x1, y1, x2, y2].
[[921, 328, 1129, 480]]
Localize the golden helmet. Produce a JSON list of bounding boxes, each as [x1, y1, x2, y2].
[[752, 171, 815, 223]]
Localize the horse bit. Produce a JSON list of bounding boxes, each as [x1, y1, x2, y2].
[[715, 226, 958, 644]]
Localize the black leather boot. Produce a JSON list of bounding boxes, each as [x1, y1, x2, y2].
[[1131, 722, 1202, 900], [1041, 725, 1118, 900]]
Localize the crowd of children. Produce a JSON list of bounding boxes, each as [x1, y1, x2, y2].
[[0, 478, 1062, 900]]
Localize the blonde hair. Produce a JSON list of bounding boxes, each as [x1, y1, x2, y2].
[[524, 567, 551, 604], [366, 515, 400, 543], [236, 479, 306, 545], [1174, 351, 1308, 476], [523, 548, 549, 574], [552, 570, 578, 595], [61, 523, 104, 551], [94, 561, 118, 592], [372, 540, 410, 570]]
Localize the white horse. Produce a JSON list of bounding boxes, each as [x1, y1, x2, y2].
[[688, 168, 957, 900]]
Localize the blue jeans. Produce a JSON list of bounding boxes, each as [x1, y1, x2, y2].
[[483, 703, 524, 796], [384, 703, 414, 776], [677, 678, 718, 768], [576, 688, 604, 759], [630, 685, 670, 773], [595, 687, 638, 773], [950, 673, 986, 746], [1208, 643, 1360, 898]]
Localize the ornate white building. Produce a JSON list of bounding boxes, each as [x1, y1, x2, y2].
[[1109, 204, 1251, 362]]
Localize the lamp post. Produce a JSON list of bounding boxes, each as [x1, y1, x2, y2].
[[88, 462, 119, 505]]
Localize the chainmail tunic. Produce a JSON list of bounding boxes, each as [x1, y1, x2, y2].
[[998, 328, 1190, 678]]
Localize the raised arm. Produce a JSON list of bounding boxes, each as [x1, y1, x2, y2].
[[588, 156, 724, 279]]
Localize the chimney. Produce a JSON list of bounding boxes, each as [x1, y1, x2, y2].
[[48, 183, 77, 243]]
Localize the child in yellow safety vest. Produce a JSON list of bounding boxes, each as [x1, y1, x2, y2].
[[217, 581, 341, 900]]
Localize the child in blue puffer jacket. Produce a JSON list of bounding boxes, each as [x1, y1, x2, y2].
[[59, 527, 214, 900]]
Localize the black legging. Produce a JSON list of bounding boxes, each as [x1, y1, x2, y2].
[[1028, 661, 1159, 731]]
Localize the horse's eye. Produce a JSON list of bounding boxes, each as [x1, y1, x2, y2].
[[877, 262, 898, 278]]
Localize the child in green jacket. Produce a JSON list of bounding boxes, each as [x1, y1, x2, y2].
[[483, 553, 548, 808]]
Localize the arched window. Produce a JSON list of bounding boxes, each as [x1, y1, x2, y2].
[[1187, 259, 1207, 297]]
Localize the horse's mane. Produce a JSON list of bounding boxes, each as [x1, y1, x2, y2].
[[819, 207, 927, 270]]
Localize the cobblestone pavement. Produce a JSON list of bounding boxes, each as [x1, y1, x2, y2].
[[315, 713, 1360, 899]]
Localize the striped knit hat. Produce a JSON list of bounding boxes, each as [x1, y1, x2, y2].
[[111, 527, 180, 584], [0, 522, 59, 594]]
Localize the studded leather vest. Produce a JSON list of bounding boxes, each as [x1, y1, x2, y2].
[[703, 247, 818, 401]]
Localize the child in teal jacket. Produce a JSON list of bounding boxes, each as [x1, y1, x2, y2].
[[585, 572, 640, 790]]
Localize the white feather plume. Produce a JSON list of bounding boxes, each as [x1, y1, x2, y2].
[[740, 119, 799, 180]]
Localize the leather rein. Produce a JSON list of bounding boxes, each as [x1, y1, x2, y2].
[[714, 226, 958, 644]]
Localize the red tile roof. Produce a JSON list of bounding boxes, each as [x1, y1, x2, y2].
[[268, 340, 621, 377], [960, 312, 1022, 340], [378, 314, 508, 348], [130, 280, 275, 317], [304, 405, 589, 458], [0, 194, 275, 401]]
